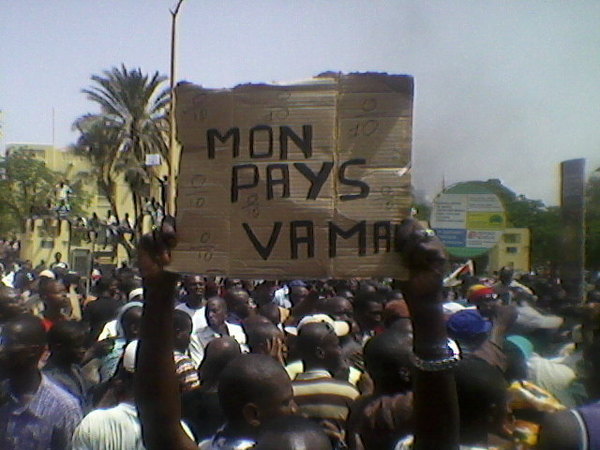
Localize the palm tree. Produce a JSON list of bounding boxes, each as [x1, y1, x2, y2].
[[72, 116, 121, 217], [74, 64, 169, 234]]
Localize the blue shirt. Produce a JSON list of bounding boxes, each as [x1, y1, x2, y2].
[[0, 374, 83, 450]]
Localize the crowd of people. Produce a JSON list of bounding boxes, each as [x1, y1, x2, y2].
[[1, 218, 600, 449]]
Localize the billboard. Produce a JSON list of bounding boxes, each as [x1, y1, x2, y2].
[[431, 183, 506, 258]]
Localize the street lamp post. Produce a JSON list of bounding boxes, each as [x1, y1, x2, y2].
[[168, 0, 185, 216]]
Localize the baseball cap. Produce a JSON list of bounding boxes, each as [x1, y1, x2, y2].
[[467, 284, 497, 304], [447, 310, 492, 340], [128, 288, 144, 302], [285, 314, 350, 337], [39, 269, 56, 279]]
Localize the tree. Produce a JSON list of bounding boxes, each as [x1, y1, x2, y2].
[[0, 152, 88, 234], [73, 65, 169, 237], [72, 117, 121, 220], [586, 172, 600, 269]]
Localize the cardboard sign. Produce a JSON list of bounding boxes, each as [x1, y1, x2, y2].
[[171, 73, 413, 278]]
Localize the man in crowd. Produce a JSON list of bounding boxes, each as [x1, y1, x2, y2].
[[72, 339, 194, 449], [39, 278, 71, 331], [43, 320, 93, 411], [82, 277, 122, 342], [224, 287, 255, 325], [182, 337, 242, 441], [0, 314, 82, 449], [347, 329, 414, 449], [0, 285, 26, 322], [173, 309, 200, 392], [292, 317, 360, 443], [192, 296, 247, 364], [176, 274, 208, 331]]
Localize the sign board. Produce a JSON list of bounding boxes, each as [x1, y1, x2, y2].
[[560, 158, 585, 302], [170, 73, 413, 278], [431, 182, 506, 258], [145, 154, 162, 166]]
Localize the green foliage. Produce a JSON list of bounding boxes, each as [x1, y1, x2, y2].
[[0, 151, 91, 235], [72, 64, 169, 257], [586, 174, 600, 269], [0, 153, 54, 233], [74, 65, 169, 221]]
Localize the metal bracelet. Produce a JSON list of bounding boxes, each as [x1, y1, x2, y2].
[[411, 340, 461, 372]]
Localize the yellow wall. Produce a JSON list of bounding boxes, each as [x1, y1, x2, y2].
[[488, 228, 531, 274], [7, 144, 150, 269], [6, 143, 137, 221]]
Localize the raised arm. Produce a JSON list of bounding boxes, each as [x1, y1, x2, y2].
[[134, 222, 197, 450], [397, 219, 459, 450]]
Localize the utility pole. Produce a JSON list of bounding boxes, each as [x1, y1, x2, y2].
[[168, 0, 185, 216]]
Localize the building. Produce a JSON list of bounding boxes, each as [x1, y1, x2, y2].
[[488, 228, 531, 274], [5, 143, 157, 270]]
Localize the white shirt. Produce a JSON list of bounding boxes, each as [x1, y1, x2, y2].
[[189, 322, 248, 366], [72, 402, 192, 450], [176, 303, 208, 331]]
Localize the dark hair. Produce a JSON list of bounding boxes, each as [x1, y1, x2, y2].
[[94, 276, 116, 295], [173, 309, 192, 331], [47, 320, 88, 350], [353, 291, 386, 311]]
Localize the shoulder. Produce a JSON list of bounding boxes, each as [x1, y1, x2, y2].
[[293, 374, 359, 399], [538, 409, 583, 450], [41, 376, 81, 409]]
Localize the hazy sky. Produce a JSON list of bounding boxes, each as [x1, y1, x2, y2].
[[2, 1, 600, 206]]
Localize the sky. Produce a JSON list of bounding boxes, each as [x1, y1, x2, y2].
[[2, 0, 600, 206]]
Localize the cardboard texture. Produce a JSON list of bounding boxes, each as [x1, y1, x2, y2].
[[171, 73, 413, 278]]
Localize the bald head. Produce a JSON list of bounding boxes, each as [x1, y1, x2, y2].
[[218, 354, 295, 426], [199, 336, 242, 384], [224, 288, 253, 319]]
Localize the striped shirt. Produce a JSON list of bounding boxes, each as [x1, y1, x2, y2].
[[292, 369, 359, 437], [174, 351, 200, 393], [0, 374, 83, 450]]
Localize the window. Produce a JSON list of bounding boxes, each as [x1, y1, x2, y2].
[[506, 246, 518, 254], [504, 233, 521, 243]]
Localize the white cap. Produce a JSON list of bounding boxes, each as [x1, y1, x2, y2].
[[122, 340, 138, 373], [128, 288, 144, 302], [39, 270, 56, 279], [443, 301, 466, 315], [285, 314, 350, 337]]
